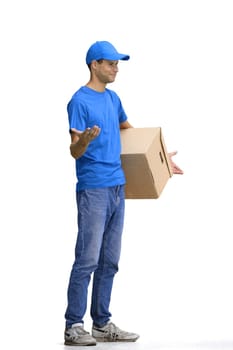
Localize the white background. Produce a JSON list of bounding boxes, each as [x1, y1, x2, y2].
[[1, 1, 233, 349]]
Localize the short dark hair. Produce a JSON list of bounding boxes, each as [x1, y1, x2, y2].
[[87, 59, 103, 71]]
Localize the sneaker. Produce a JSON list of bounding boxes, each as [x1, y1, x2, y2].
[[64, 324, 97, 346], [92, 321, 140, 342]]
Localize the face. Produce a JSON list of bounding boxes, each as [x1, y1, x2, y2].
[[92, 59, 119, 84]]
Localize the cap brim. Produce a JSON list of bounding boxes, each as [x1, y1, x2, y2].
[[101, 53, 130, 61], [86, 53, 130, 65]]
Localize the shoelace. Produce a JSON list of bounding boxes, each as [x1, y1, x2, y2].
[[103, 323, 122, 339]]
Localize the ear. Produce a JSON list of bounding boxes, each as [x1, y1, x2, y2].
[[91, 60, 98, 70]]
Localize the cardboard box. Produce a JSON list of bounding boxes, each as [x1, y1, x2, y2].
[[120, 127, 173, 199]]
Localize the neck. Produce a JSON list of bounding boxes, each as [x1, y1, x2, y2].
[[86, 80, 106, 92]]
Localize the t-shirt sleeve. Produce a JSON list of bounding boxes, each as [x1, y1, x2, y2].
[[67, 98, 87, 133], [117, 98, 128, 124]]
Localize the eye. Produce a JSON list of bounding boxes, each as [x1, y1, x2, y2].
[[109, 61, 118, 67]]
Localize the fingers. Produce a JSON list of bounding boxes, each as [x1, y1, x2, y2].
[[173, 167, 184, 175], [87, 125, 101, 138], [71, 126, 101, 138], [83, 125, 101, 141], [172, 164, 184, 175], [168, 151, 184, 174], [168, 151, 178, 157]]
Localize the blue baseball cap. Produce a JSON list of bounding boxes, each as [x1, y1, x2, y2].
[[86, 41, 130, 65]]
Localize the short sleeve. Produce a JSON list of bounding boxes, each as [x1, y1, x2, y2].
[[67, 98, 87, 133]]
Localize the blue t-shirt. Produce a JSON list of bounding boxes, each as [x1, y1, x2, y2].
[[67, 86, 127, 191]]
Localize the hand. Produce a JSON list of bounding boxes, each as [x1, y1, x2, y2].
[[168, 151, 184, 175], [71, 125, 101, 144], [69, 126, 101, 159]]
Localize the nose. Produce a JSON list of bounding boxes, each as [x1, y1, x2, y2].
[[113, 65, 118, 72]]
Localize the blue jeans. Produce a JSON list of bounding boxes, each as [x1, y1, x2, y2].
[[65, 185, 125, 328]]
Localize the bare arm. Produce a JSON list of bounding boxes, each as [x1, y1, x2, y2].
[[120, 120, 133, 129], [69, 126, 101, 159]]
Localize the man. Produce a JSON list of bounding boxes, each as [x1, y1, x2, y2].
[[64, 41, 183, 346]]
